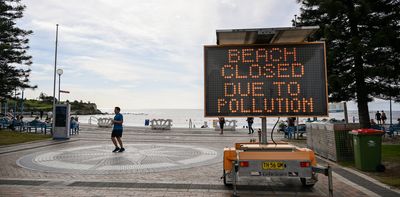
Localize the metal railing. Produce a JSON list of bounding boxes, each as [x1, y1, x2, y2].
[[88, 116, 98, 125]]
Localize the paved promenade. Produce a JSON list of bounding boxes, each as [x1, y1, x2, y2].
[[0, 125, 399, 196]]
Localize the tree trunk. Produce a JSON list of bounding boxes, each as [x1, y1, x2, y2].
[[346, 0, 370, 128], [356, 92, 371, 128], [353, 34, 370, 128]]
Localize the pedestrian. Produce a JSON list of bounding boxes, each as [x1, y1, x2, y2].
[[375, 111, 381, 124], [246, 117, 254, 134], [189, 118, 192, 128], [111, 107, 125, 153], [218, 117, 225, 135], [6, 110, 15, 131], [381, 110, 387, 125], [40, 110, 44, 120], [47, 111, 53, 120], [288, 117, 296, 127]]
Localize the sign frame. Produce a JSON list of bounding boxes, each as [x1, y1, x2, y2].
[[204, 42, 328, 118]]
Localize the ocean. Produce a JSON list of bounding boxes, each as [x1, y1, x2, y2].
[[77, 109, 400, 129]]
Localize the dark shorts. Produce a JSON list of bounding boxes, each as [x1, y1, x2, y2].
[[219, 124, 224, 129], [111, 129, 123, 138]]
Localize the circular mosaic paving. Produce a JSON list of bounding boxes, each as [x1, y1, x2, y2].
[[17, 143, 221, 174]]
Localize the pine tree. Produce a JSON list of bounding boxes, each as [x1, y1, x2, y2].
[[0, 0, 36, 99], [296, 0, 400, 128]]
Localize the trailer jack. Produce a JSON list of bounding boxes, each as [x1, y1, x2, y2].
[[312, 165, 333, 197]]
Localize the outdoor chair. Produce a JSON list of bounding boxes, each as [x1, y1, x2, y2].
[[44, 123, 52, 135], [284, 126, 295, 139], [388, 124, 400, 136], [371, 125, 391, 137], [0, 118, 10, 129]]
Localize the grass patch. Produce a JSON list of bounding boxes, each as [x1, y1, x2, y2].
[[338, 160, 354, 167], [344, 144, 400, 189], [382, 144, 400, 162], [374, 144, 400, 188], [337, 144, 400, 188], [376, 177, 400, 188], [0, 130, 51, 146]]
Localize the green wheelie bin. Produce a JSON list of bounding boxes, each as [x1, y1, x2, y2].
[[349, 129, 385, 171]]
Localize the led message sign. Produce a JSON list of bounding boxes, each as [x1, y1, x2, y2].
[[204, 43, 327, 117]]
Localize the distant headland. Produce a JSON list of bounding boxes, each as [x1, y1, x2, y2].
[[0, 93, 103, 115]]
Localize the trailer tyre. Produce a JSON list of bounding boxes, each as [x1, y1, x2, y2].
[[300, 178, 315, 188]]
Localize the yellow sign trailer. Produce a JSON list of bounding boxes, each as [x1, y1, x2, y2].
[[223, 141, 318, 187], [206, 27, 333, 196]]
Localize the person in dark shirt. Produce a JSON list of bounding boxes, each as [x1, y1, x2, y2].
[[246, 117, 254, 134], [288, 117, 296, 127], [218, 117, 225, 135], [375, 111, 381, 124], [111, 107, 124, 153]]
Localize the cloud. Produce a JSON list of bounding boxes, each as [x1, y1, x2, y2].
[[20, 0, 301, 109]]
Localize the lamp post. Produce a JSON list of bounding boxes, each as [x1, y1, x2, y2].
[[57, 68, 63, 103], [52, 24, 59, 134], [13, 88, 17, 117]]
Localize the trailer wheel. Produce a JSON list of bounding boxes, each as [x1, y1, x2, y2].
[[300, 178, 315, 188], [223, 170, 232, 186]]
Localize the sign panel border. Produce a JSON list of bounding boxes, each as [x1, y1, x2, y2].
[[204, 42, 328, 118]]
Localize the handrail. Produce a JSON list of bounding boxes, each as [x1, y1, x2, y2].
[[88, 116, 98, 125]]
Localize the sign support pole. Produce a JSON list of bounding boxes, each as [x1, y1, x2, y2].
[[261, 117, 267, 144], [344, 102, 348, 124]]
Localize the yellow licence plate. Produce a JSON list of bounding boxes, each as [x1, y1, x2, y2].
[[262, 162, 285, 170]]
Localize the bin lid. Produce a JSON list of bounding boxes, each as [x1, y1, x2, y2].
[[350, 128, 384, 135]]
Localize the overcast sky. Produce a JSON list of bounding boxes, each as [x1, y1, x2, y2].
[[18, 0, 398, 111]]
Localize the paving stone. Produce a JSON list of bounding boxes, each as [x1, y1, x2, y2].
[[0, 125, 396, 196]]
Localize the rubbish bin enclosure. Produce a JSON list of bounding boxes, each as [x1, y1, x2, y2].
[[306, 123, 359, 162]]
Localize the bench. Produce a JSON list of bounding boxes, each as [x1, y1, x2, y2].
[[26, 121, 52, 134], [284, 125, 306, 139], [388, 125, 400, 136], [150, 119, 172, 130], [0, 118, 10, 129], [0, 117, 52, 134], [370, 125, 391, 137]]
